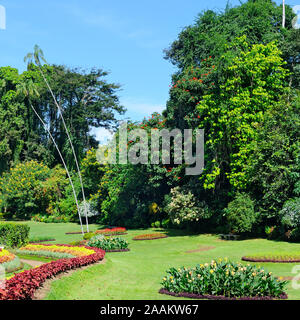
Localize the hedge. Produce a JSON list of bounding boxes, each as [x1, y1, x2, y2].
[[0, 223, 30, 248]]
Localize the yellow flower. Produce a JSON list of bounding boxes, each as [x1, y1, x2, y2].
[[210, 269, 214, 274]]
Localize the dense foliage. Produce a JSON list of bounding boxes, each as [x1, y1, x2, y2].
[[0, 0, 299, 240], [0, 223, 30, 248], [224, 193, 256, 234], [161, 259, 287, 299], [88, 235, 129, 251]]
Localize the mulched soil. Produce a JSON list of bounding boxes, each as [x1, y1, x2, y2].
[[185, 246, 216, 253], [29, 239, 56, 243], [132, 235, 168, 241], [159, 288, 288, 300]]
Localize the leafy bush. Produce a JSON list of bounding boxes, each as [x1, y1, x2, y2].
[[280, 198, 300, 228], [289, 227, 300, 242], [0, 161, 70, 220], [79, 200, 99, 218], [225, 193, 256, 234], [88, 235, 129, 251], [0, 223, 30, 248], [164, 187, 210, 225], [151, 221, 161, 228], [161, 218, 171, 229], [161, 259, 287, 299], [246, 100, 300, 219], [31, 214, 70, 223], [83, 232, 96, 240]]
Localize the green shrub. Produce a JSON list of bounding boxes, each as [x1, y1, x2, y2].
[[280, 198, 300, 228], [225, 193, 256, 234], [88, 235, 129, 251], [83, 232, 95, 240], [161, 259, 287, 298], [151, 221, 161, 228], [0, 223, 30, 248], [161, 218, 171, 229], [164, 187, 210, 225], [289, 227, 300, 242]]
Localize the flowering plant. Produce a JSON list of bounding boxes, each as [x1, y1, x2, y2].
[[0, 244, 105, 300], [18, 244, 95, 257], [0, 249, 15, 264], [88, 235, 129, 251], [160, 259, 287, 299], [95, 227, 127, 236]]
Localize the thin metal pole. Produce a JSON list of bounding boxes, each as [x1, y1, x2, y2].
[[37, 66, 90, 232], [30, 103, 84, 235]]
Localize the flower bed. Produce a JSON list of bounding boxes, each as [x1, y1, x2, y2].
[[132, 233, 168, 241], [0, 248, 15, 264], [0, 244, 105, 300], [88, 235, 129, 252], [18, 244, 95, 257], [0, 249, 23, 273], [95, 227, 127, 236], [159, 259, 288, 300], [242, 253, 300, 263]]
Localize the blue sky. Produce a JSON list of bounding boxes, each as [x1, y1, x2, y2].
[[0, 0, 296, 142]]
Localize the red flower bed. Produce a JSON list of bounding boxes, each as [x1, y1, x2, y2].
[[95, 227, 127, 236], [0, 244, 105, 300]]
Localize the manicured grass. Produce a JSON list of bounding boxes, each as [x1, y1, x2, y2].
[[17, 221, 102, 244], [17, 223, 298, 300], [10, 222, 300, 300]]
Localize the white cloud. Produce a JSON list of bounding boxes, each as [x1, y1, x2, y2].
[[90, 127, 114, 145]]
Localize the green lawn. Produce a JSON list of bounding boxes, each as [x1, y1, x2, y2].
[[17, 222, 300, 300]]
